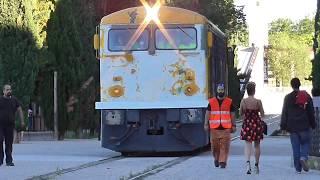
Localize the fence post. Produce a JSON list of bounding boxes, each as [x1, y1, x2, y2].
[[54, 71, 58, 140]]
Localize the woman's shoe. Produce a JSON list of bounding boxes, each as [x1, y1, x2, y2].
[[214, 160, 219, 167], [219, 162, 226, 168], [254, 163, 259, 174], [246, 161, 251, 174]]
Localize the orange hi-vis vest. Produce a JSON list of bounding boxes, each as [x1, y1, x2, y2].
[[209, 97, 232, 129]]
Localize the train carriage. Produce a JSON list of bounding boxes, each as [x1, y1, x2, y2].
[[94, 5, 230, 153]]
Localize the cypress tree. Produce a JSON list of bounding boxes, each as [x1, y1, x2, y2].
[[42, 0, 99, 138], [0, 0, 40, 108], [313, 0, 320, 94], [312, 54, 320, 95]]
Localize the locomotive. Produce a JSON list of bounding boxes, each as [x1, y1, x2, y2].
[[94, 3, 232, 153]]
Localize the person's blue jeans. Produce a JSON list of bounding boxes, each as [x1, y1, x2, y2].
[[289, 130, 311, 172]]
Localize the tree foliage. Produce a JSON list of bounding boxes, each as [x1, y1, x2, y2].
[[39, 0, 99, 138], [312, 0, 320, 92], [0, 0, 51, 108], [268, 18, 313, 86], [166, 0, 248, 45], [312, 54, 320, 91]]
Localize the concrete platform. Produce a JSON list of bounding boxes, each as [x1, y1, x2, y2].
[[0, 139, 119, 180], [1, 136, 319, 180], [144, 137, 320, 180]]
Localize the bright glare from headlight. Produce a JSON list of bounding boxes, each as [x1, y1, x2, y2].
[[126, 0, 162, 50], [144, 2, 161, 23], [126, 0, 180, 52]]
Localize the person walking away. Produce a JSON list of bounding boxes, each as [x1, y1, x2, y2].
[[240, 82, 265, 174], [0, 84, 24, 166], [280, 78, 316, 174], [204, 83, 236, 168]]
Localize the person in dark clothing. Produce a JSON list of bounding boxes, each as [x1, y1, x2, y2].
[[0, 84, 24, 166], [280, 78, 316, 174]]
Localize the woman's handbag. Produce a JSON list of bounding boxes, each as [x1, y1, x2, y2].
[[261, 121, 267, 135]]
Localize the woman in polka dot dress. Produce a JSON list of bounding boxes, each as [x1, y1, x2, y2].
[[240, 82, 265, 175]]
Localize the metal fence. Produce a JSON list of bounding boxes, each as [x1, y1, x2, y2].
[[311, 97, 320, 157]]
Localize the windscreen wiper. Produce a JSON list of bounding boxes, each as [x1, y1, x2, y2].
[[177, 26, 193, 40]]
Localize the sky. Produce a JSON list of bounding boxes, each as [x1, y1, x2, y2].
[[235, 0, 317, 22]]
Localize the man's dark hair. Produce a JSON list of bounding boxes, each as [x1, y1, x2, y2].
[[290, 78, 301, 89], [246, 82, 256, 96]]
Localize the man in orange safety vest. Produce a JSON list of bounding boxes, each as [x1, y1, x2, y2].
[[204, 83, 236, 168]]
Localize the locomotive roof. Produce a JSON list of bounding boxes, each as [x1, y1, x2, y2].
[[101, 6, 205, 25], [100, 6, 225, 38]]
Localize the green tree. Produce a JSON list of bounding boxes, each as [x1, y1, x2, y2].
[[268, 33, 292, 86], [269, 19, 294, 34], [268, 18, 313, 86], [40, 0, 99, 138], [312, 0, 320, 92], [167, 0, 248, 45], [295, 18, 314, 46], [312, 54, 320, 92], [0, 0, 43, 108]]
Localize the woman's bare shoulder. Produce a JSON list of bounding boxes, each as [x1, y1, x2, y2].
[[256, 98, 262, 103]]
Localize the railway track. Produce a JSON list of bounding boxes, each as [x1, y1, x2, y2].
[[28, 155, 125, 180], [29, 115, 280, 180]]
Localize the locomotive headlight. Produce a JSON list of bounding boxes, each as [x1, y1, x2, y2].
[[143, 0, 161, 23], [146, 6, 160, 22], [103, 110, 124, 125], [180, 109, 203, 124], [108, 85, 124, 97]]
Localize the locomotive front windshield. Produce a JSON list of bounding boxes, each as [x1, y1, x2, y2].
[[108, 28, 149, 51], [155, 27, 197, 50]]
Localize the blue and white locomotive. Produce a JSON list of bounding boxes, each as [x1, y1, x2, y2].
[[94, 4, 230, 153]]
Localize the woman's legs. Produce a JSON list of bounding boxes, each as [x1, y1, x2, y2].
[[254, 141, 261, 174], [245, 141, 252, 174], [245, 141, 252, 162], [254, 141, 261, 165]]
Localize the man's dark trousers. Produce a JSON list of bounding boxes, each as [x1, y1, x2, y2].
[[0, 125, 14, 164]]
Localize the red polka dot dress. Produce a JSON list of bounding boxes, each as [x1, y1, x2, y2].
[[240, 109, 264, 142]]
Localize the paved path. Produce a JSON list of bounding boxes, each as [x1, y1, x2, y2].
[[0, 118, 319, 179], [52, 137, 320, 180], [144, 137, 320, 180], [0, 140, 119, 180]]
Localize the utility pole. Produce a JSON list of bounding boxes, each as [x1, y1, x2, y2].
[[54, 71, 58, 140]]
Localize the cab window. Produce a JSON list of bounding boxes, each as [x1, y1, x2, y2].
[[108, 29, 149, 51], [155, 27, 197, 50]]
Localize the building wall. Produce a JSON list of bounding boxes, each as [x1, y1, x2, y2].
[[247, 0, 268, 98]]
